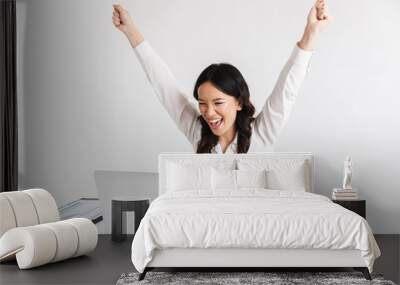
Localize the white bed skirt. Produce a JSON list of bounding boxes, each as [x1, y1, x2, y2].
[[147, 248, 366, 268]]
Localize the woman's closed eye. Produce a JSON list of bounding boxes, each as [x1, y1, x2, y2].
[[199, 102, 225, 106]]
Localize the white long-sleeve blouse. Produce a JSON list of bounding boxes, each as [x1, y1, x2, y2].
[[133, 41, 313, 153]]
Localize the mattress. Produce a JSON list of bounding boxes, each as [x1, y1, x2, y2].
[[131, 189, 381, 273]]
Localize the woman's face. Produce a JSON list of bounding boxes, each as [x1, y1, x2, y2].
[[197, 81, 242, 136]]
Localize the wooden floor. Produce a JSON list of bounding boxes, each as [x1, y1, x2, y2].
[[0, 234, 398, 285]]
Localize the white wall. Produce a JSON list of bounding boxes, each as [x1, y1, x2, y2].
[[16, 0, 400, 233]]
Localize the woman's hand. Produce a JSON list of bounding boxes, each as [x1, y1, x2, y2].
[[112, 4, 144, 48], [112, 4, 134, 36], [306, 0, 331, 34], [298, 0, 331, 51]]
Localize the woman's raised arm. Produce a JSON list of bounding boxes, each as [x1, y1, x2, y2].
[[112, 4, 201, 146], [253, 0, 331, 148]]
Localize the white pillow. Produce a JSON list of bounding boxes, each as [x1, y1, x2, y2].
[[236, 169, 268, 189], [237, 158, 310, 192], [266, 166, 307, 191], [167, 162, 212, 191], [211, 168, 268, 190], [211, 168, 237, 190]]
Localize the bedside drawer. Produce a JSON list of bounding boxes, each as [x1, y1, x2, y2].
[[332, 200, 366, 219]]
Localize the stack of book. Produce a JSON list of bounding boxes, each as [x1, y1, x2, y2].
[[332, 188, 358, 200]]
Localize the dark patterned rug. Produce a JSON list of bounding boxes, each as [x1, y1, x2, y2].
[[116, 271, 396, 285]]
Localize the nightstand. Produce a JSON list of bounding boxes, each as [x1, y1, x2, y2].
[[111, 196, 150, 242], [332, 199, 366, 219]]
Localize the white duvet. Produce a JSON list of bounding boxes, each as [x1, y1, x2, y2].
[[131, 189, 380, 273]]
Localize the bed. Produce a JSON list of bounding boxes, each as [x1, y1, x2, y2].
[[131, 152, 381, 281]]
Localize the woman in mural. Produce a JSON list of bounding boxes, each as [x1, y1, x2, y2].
[[112, 1, 330, 154]]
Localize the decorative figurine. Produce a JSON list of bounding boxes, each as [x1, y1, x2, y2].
[[342, 156, 353, 190]]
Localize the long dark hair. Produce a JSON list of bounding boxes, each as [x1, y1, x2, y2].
[[193, 63, 255, 153]]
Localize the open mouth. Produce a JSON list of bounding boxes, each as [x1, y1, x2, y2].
[[208, 118, 224, 130]]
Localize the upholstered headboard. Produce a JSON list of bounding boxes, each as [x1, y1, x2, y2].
[[158, 152, 314, 195]]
